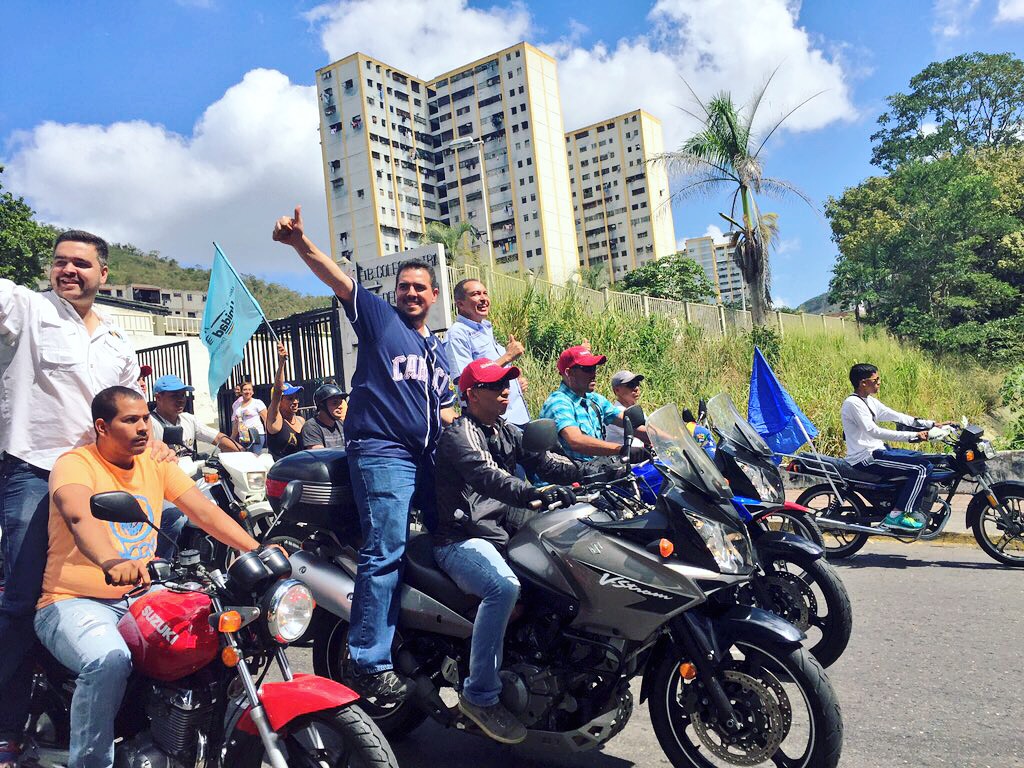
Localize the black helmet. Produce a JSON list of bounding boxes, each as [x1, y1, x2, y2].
[[314, 383, 346, 412]]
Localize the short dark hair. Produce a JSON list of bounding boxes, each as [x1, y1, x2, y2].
[[395, 259, 437, 290], [453, 277, 484, 302], [849, 363, 878, 389], [55, 230, 109, 267], [92, 386, 144, 423]]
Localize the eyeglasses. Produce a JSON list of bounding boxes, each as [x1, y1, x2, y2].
[[474, 380, 509, 392], [573, 364, 598, 374]]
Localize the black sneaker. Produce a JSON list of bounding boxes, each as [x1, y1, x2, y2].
[[349, 669, 411, 706], [458, 695, 527, 744]]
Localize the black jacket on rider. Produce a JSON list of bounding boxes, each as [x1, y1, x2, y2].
[[433, 413, 583, 550]]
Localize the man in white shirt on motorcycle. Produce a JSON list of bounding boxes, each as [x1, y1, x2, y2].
[[841, 363, 951, 531]]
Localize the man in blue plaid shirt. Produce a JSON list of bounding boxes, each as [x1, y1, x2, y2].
[[539, 345, 650, 461]]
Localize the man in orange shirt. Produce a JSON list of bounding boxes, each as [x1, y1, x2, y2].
[[33, 386, 261, 768]]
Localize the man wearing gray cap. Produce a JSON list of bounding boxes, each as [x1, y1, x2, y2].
[[605, 370, 646, 447]]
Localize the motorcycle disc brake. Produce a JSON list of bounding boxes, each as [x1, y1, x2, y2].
[[762, 572, 815, 631], [690, 669, 786, 766]]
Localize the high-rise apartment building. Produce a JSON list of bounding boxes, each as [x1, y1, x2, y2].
[[315, 44, 674, 287], [685, 235, 750, 306], [565, 110, 676, 281], [315, 43, 578, 284]]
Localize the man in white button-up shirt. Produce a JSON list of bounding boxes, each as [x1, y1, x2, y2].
[[0, 230, 143, 763]]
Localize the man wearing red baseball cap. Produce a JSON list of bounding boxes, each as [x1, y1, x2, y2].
[[433, 358, 621, 744], [539, 345, 650, 461]]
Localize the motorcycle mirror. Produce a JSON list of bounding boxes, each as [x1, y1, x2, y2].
[[522, 419, 559, 453], [162, 425, 185, 447], [90, 491, 151, 525], [278, 480, 303, 514], [623, 404, 646, 429]]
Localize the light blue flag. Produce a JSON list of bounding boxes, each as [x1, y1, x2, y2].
[[747, 346, 818, 460], [201, 243, 267, 399]]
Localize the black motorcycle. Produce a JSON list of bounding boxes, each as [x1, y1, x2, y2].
[[267, 407, 844, 767], [788, 423, 1024, 565]]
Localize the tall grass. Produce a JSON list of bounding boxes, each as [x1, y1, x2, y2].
[[487, 289, 1004, 455]]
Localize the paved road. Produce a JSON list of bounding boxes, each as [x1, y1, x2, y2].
[[293, 540, 1024, 767]]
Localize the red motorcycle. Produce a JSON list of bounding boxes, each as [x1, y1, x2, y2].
[[22, 489, 397, 768]]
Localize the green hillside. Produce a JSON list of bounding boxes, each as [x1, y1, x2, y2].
[[106, 244, 331, 319], [797, 291, 843, 315]]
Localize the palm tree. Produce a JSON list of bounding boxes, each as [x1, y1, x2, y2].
[[424, 221, 478, 266], [654, 72, 817, 325], [575, 263, 610, 290]]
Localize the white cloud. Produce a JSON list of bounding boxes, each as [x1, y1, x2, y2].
[[4, 69, 326, 275], [4, 0, 857, 280], [932, 0, 980, 38], [307, 0, 532, 78], [703, 224, 727, 241], [552, 0, 857, 148], [776, 236, 801, 256], [995, 0, 1024, 21]]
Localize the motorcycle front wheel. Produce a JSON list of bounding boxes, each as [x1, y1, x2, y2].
[[232, 706, 398, 767], [312, 615, 428, 739], [746, 550, 853, 668], [795, 484, 870, 559], [649, 639, 843, 768], [971, 490, 1024, 566]]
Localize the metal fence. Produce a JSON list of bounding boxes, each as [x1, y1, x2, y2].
[[215, 304, 345, 433], [446, 263, 855, 339], [137, 339, 193, 412]]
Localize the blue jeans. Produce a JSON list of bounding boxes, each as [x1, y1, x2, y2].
[[434, 539, 519, 706], [156, 504, 187, 559], [0, 455, 51, 739], [346, 451, 436, 674], [35, 596, 137, 768], [862, 448, 941, 514]]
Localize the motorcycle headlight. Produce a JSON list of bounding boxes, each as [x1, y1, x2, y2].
[[246, 471, 267, 492], [686, 512, 752, 574], [265, 579, 315, 644], [736, 460, 783, 503], [980, 441, 996, 459]]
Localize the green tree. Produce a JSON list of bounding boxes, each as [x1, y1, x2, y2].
[[827, 147, 1024, 362], [656, 76, 816, 325], [871, 52, 1024, 172], [0, 168, 56, 286], [619, 252, 716, 302], [424, 221, 478, 266]]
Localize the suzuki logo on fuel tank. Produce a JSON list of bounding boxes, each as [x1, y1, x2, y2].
[[141, 605, 180, 646]]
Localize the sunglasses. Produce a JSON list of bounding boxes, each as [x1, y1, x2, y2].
[[474, 380, 510, 392], [573, 364, 598, 374]]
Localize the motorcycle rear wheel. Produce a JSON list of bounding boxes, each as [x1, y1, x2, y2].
[[232, 706, 398, 768], [312, 615, 429, 739], [648, 640, 843, 768], [795, 484, 870, 559]]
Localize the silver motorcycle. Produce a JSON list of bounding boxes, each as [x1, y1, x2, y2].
[[277, 405, 843, 768]]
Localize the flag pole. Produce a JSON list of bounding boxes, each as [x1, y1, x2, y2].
[[793, 414, 844, 500]]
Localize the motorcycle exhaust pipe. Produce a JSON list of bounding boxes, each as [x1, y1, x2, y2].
[[816, 519, 902, 538], [290, 550, 354, 622]]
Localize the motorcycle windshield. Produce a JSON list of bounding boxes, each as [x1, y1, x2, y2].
[[648, 404, 732, 500], [707, 393, 773, 458]]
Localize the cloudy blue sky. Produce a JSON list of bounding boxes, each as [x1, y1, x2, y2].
[[3, 0, 1023, 306]]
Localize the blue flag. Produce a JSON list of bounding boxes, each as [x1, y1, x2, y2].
[[201, 243, 267, 398], [747, 346, 818, 458]]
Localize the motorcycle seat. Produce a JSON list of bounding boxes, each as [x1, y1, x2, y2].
[[404, 532, 481, 617], [801, 453, 892, 484]]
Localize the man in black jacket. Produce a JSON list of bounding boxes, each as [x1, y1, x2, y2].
[[433, 358, 621, 745]]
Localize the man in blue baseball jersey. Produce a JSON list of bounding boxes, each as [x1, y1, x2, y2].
[[273, 206, 457, 705]]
